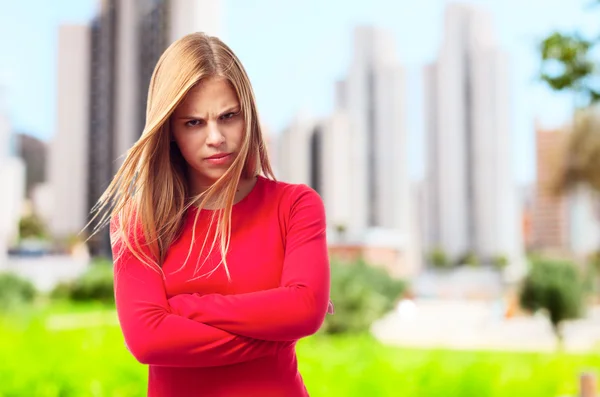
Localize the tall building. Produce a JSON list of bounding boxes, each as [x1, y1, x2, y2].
[[51, 0, 223, 256], [277, 111, 354, 234], [16, 133, 47, 198], [531, 121, 600, 257], [278, 26, 410, 239], [337, 26, 409, 235], [49, 24, 91, 241], [276, 26, 421, 276], [531, 123, 569, 252], [279, 26, 410, 235], [277, 112, 315, 187], [424, 4, 523, 266]]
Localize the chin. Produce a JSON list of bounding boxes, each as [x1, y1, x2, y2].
[[200, 169, 229, 184]]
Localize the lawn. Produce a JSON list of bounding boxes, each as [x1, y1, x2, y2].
[[0, 303, 598, 397]]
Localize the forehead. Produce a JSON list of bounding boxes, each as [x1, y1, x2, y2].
[[176, 77, 239, 114]]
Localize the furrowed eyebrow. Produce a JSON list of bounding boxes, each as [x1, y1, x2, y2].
[[177, 106, 240, 120]]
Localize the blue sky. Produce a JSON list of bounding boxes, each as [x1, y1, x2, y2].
[[0, 0, 597, 183]]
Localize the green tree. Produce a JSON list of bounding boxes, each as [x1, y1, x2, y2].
[[539, 2, 600, 254], [18, 213, 47, 240], [519, 259, 585, 349]]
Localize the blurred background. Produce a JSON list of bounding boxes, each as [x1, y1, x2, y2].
[[1, 0, 600, 396]]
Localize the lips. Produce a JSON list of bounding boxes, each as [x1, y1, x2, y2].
[[204, 152, 233, 165], [206, 153, 231, 160]]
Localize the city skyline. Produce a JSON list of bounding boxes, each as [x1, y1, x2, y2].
[[49, 0, 223, 257], [1, 0, 598, 185]]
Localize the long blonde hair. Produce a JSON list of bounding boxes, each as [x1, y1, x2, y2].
[[89, 32, 274, 279]]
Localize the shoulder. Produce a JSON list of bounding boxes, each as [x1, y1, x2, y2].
[[257, 177, 325, 232], [259, 176, 324, 212]]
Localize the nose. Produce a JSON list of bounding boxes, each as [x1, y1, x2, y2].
[[206, 122, 225, 147]]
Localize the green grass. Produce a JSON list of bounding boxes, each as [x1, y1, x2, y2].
[[0, 304, 598, 397]]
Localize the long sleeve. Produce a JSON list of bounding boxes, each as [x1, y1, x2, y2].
[[111, 218, 286, 367], [168, 186, 331, 341]]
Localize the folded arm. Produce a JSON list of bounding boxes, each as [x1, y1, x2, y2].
[[111, 219, 285, 367], [168, 186, 331, 341]]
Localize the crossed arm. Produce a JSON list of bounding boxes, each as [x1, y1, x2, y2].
[[168, 186, 332, 342], [112, 186, 331, 367], [112, 221, 288, 368]]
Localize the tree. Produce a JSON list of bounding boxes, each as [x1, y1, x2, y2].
[[538, 0, 600, 107], [539, 2, 600, 251], [540, 32, 599, 108], [519, 259, 584, 349]]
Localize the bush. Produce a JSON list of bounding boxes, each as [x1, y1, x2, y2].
[[491, 254, 509, 270], [0, 272, 36, 312], [322, 258, 407, 335], [519, 258, 584, 347], [455, 251, 479, 267], [52, 258, 115, 304], [19, 213, 48, 240], [427, 247, 450, 269]]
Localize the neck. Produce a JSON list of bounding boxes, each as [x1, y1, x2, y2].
[[190, 175, 257, 209]]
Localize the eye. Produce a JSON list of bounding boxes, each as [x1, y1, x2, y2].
[[220, 111, 239, 121], [185, 119, 203, 127]]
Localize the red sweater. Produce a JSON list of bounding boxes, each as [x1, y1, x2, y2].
[[112, 176, 331, 397]]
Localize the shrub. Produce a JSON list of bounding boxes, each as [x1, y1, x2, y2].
[[455, 251, 479, 267], [52, 258, 115, 304], [519, 258, 584, 348], [19, 213, 48, 240], [491, 254, 509, 270], [322, 258, 407, 335], [427, 247, 450, 269], [0, 272, 36, 312]]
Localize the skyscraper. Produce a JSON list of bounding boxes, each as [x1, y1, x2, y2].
[[424, 4, 523, 266], [49, 24, 91, 241], [276, 111, 354, 235], [52, 0, 223, 256], [277, 26, 410, 242], [337, 26, 409, 235]]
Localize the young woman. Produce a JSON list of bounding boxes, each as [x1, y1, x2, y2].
[[94, 33, 332, 396]]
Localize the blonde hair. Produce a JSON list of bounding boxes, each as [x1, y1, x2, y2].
[[89, 32, 274, 279]]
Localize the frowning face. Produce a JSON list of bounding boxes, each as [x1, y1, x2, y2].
[[171, 76, 244, 193]]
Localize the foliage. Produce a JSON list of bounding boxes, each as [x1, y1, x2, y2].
[[538, 3, 600, 202], [491, 254, 509, 270], [0, 272, 36, 312], [553, 110, 600, 194], [18, 213, 48, 240], [455, 251, 479, 267], [427, 247, 451, 269], [322, 259, 406, 335], [51, 258, 115, 304], [539, 32, 598, 106], [519, 259, 585, 347]]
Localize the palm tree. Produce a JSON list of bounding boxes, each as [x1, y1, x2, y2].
[[539, 5, 600, 252]]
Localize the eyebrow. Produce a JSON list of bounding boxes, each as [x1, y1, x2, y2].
[[177, 106, 240, 120]]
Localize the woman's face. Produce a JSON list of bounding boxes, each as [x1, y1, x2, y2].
[[171, 76, 245, 191]]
